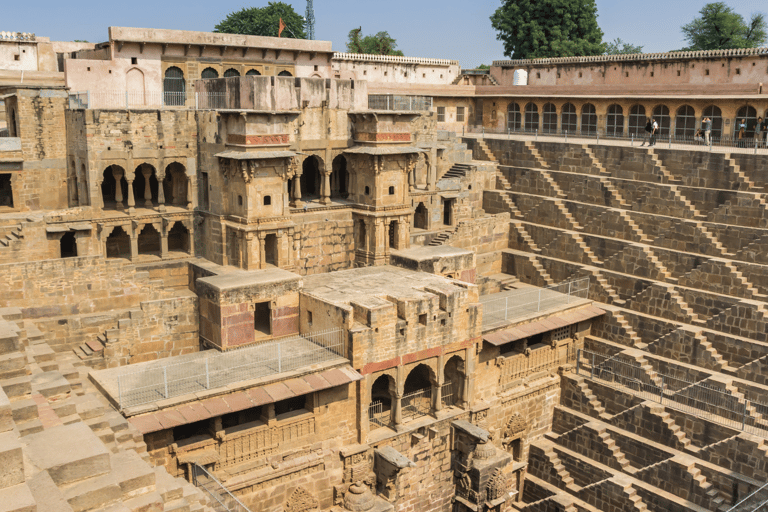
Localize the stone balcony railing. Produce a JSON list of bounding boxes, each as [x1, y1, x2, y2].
[[0, 31, 36, 42]]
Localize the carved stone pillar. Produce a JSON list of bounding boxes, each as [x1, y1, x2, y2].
[[392, 392, 403, 428], [129, 235, 138, 260], [126, 179, 135, 211], [112, 167, 124, 208], [258, 233, 266, 270], [161, 232, 168, 259], [141, 165, 153, 207], [157, 172, 166, 212], [292, 174, 303, 207], [321, 171, 331, 205]]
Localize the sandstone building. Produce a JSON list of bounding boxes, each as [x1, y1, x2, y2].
[[0, 24, 767, 512]]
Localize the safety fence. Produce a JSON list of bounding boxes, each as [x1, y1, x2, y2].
[[368, 382, 455, 428], [368, 95, 433, 111], [577, 349, 768, 438], [481, 277, 590, 328], [191, 463, 251, 512], [116, 328, 344, 409], [464, 125, 768, 155], [68, 91, 232, 110], [726, 481, 768, 512]]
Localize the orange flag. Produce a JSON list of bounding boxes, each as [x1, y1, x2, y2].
[[278, 18, 286, 37]]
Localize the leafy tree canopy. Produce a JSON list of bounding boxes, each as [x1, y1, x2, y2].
[[214, 2, 306, 39], [346, 28, 404, 56], [681, 2, 766, 50], [490, 0, 605, 59], [477, 64, 491, 69], [604, 38, 643, 55]]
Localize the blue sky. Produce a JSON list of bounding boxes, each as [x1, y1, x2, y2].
[[5, 0, 766, 68]]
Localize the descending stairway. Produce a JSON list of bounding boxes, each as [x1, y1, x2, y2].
[[476, 139, 498, 163], [0, 223, 23, 248], [441, 162, 472, 179]]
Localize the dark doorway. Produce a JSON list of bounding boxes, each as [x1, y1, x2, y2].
[[106, 226, 130, 258], [60, 231, 77, 258], [443, 199, 453, 226], [331, 155, 349, 198], [137, 224, 161, 256], [168, 222, 189, 253], [254, 301, 271, 337], [301, 156, 322, 197], [414, 202, 428, 230], [264, 233, 278, 266], [443, 356, 464, 407], [101, 166, 128, 207], [133, 165, 158, 206], [388, 221, 396, 249], [0, 174, 13, 208], [164, 163, 188, 206]]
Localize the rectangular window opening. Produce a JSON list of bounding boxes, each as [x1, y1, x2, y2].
[[437, 106, 446, 122], [307, 310, 313, 326], [254, 301, 271, 337], [456, 106, 465, 122], [131, 57, 138, 65], [275, 395, 307, 417], [419, 313, 427, 326], [0, 174, 13, 208]]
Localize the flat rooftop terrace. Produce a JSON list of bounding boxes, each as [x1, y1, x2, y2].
[[480, 277, 593, 332], [91, 329, 346, 412]]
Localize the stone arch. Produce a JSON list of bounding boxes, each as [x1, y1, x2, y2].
[[105, 226, 131, 258], [628, 104, 647, 137], [413, 202, 428, 230], [507, 102, 521, 131], [164, 162, 188, 206], [101, 165, 128, 208], [163, 66, 185, 106], [580, 103, 597, 135], [126, 68, 145, 105], [168, 221, 190, 253], [201, 67, 219, 79], [278, 70, 293, 77], [370, 373, 395, 427], [542, 103, 557, 133], [606, 104, 624, 136], [223, 68, 240, 78], [702, 105, 723, 139], [301, 155, 323, 197], [60, 231, 77, 258], [675, 105, 697, 139], [137, 223, 161, 256], [652, 104, 671, 137], [524, 102, 539, 132], [133, 163, 158, 207], [245, 69, 261, 76], [403, 363, 435, 395], [443, 354, 464, 407], [736, 105, 758, 139], [561, 102, 577, 133], [331, 154, 349, 198]]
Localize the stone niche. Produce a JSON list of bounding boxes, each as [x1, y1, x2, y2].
[[196, 267, 301, 350], [390, 245, 477, 284], [452, 419, 514, 512], [349, 111, 420, 145]]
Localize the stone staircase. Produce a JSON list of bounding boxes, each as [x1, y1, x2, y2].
[[428, 226, 459, 246], [647, 149, 683, 185], [440, 162, 472, 180], [524, 141, 551, 169], [648, 405, 694, 452], [685, 463, 727, 510], [511, 222, 541, 253], [75, 332, 108, 369], [0, 223, 23, 249], [476, 139, 498, 163], [725, 155, 761, 192], [574, 376, 611, 421]]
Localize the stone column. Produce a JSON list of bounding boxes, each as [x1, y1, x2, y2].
[[160, 226, 168, 259], [112, 168, 124, 208], [462, 347, 474, 408], [129, 234, 138, 260], [141, 165, 153, 207], [432, 375, 443, 414], [126, 179, 136, 211], [392, 392, 403, 429], [157, 171, 166, 212], [258, 233, 266, 270], [292, 175, 303, 208], [187, 222, 195, 257], [320, 172, 331, 205]]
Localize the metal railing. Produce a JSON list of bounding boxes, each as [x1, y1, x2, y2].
[[68, 91, 230, 110], [368, 95, 433, 111], [577, 349, 768, 438], [191, 463, 251, 512], [726, 481, 768, 512], [482, 277, 590, 328], [402, 386, 432, 420], [464, 125, 768, 155], [368, 382, 455, 428], [368, 400, 390, 428], [116, 328, 345, 409]]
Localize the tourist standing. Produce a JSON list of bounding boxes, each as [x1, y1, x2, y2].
[[649, 118, 658, 147], [757, 117, 764, 148], [760, 116, 768, 148], [703, 117, 712, 146], [640, 118, 652, 146], [737, 119, 746, 148]]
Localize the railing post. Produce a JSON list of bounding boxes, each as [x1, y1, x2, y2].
[[591, 353, 595, 379], [482, 126, 485, 137], [631, 133, 634, 146], [205, 358, 210, 389], [536, 128, 538, 141], [660, 375, 665, 404], [596, 131, 599, 144], [756, 138, 759, 155], [125, 90, 129, 109], [163, 367, 168, 399], [743, 400, 748, 431], [565, 130, 568, 143], [576, 349, 581, 375]]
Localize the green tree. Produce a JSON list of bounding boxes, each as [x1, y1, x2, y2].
[[604, 38, 643, 55], [214, 2, 306, 39], [477, 64, 491, 69], [681, 2, 767, 50], [490, 0, 605, 59], [346, 28, 404, 56]]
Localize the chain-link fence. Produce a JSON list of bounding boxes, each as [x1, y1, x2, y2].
[[578, 349, 768, 438]]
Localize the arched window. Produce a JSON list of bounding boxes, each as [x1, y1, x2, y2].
[[246, 69, 261, 76], [628, 105, 646, 138], [652, 105, 671, 137], [581, 103, 597, 135], [163, 66, 185, 106], [168, 222, 190, 253], [278, 70, 293, 77], [735, 105, 757, 138], [702, 105, 723, 140], [561, 103, 577, 133], [60, 231, 77, 258], [301, 156, 322, 197], [223, 68, 240, 78], [507, 102, 521, 131], [675, 105, 696, 139], [542, 103, 557, 133], [369, 374, 394, 427], [524, 103, 539, 132], [201, 67, 219, 79], [606, 104, 624, 137], [402, 364, 433, 420]]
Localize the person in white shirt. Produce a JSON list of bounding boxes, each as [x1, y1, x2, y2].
[[649, 118, 659, 147]]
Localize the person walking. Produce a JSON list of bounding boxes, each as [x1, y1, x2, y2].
[[757, 117, 765, 148], [649, 118, 658, 147], [737, 118, 746, 148], [703, 117, 712, 146], [640, 118, 652, 146]]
